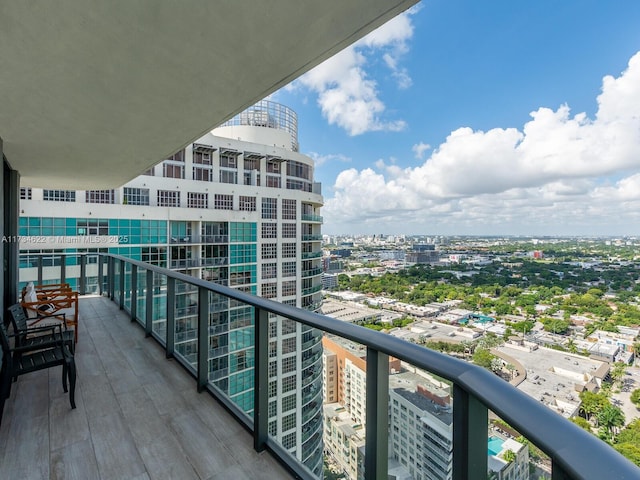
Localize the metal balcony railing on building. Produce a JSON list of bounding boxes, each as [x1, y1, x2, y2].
[[301, 251, 322, 260], [16, 253, 640, 480], [301, 267, 323, 278], [301, 214, 323, 223], [301, 234, 323, 241]]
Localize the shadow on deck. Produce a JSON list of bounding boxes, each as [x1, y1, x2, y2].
[[0, 295, 292, 480]]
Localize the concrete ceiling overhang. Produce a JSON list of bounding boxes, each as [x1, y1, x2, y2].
[[1, 0, 417, 189]]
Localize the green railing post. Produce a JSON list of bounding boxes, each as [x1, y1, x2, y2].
[[119, 259, 125, 310], [79, 254, 86, 295], [60, 254, 66, 284], [166, 276, 175, 358], [131, 264, 138, 321], [97, 255, 104, 295], [145, 269, 153, 337], [453, 385, 488, 480], [365, 347, 389, 480], [254, 307, 269, 452], [197, 286, 209, 392], [552, 463, 571, 480], [37, 255, 43, 285]]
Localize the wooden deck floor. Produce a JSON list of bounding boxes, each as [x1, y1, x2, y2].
[[0, 296, 292, 480]]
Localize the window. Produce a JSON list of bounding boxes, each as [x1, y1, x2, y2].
[[20, 188, 32, 200], [286, 179, 311, 192], [219, 152, 237, 168], [86, 190, 115, 204], [282, 432, 296, 450], [261, 283, 277, 298], [262, 263, 277, 279], [163, 163, 184, 179], [282, 377, 297, 395], [282, 358, 297, 375], [282, 223, 296, 238], [282, 243, 296, 258], [193, 166, 213, 181], [142, 167, 155, 176], [157, 190, 180, 207], [230, 222, 256, 242], [282, 337, 297, 355], [282, 280, 297, 297], [239, 196, 256, 211], [77, 219, 108, 235], [244, 157, 259, 171], [166, 149, 185, 162], [262, 198, 277, 219], [265, 175, 281, 188], [214, 194, 233, 210], [261, 223, 277, 238], [266, 159, 281, 173], [193, 151, 212, 165], [123, 187, 149, 205], [187, 192, 208, 209], [142, 247, 167, 267], [287, 160, 311, 180], [230, 245, 256, 264], [282, 199, 296, 220], [219, 170, 237, 184], [43, 190, 75, 202], [261, 243, 277, 260], [282, 262, 296, 277]]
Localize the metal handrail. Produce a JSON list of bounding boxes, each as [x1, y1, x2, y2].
[[19, 252, 640, 479]]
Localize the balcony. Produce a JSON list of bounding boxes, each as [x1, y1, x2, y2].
[[0, 295, 290, 480], [301, 251, 322, 260], [4, 252, 640, 480], [301, 214, 323, 223]]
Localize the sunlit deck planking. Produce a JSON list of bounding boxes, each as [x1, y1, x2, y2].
[[0, 296, 292, 480]]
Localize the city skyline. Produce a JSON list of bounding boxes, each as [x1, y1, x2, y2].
[[273, 1, 640, 236]]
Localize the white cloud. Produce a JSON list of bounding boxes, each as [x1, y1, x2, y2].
[[294, 10, 416, 136], [323, 51, 640, 235], [307, 151, 351, 168], [412, 142, 431, 159]]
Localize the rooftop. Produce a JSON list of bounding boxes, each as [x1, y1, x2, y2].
[[0, 296, 290, 480]]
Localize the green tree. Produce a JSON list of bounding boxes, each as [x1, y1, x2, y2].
[[473, 348, 495, 369], [579, 391, 610, 421], [502, 449, 516, 462], [597, 404, 625, 442], [570, 416, 592, 432], [630, 389, 640, 408]]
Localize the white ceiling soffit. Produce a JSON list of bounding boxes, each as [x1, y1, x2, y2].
[[0, 0, 418, 189]]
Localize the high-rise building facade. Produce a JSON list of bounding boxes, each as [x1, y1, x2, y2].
[[18, 100, 325, 475]]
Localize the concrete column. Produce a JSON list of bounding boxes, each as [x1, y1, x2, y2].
[[2, 141, 21, 315]]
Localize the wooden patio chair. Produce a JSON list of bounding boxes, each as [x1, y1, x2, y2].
[[7, 304, 75, 355], [0, 321, 76, 428], [21, 284, 79, 343]]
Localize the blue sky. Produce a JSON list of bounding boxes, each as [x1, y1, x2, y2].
[[271, 0, 640, 236]]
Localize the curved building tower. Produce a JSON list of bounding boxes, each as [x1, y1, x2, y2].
[[18, 100, 325, 475]]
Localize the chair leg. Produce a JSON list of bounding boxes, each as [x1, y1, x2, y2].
[[62, 362, 68, 393], [67, 358, 76, 409]]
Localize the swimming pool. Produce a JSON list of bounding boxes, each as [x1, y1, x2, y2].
[[488, 436, 504, 456]]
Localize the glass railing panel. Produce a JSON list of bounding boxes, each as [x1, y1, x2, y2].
[[151, 272, 167, 344], [211, 294, 255, 420], [136, 266, 147, 326], [84, 253, 101, 294], [123, 262, 133, 312], [113, 259, 121, 304], [173, 279, 198, 374], [490, 413, 548, 480]]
